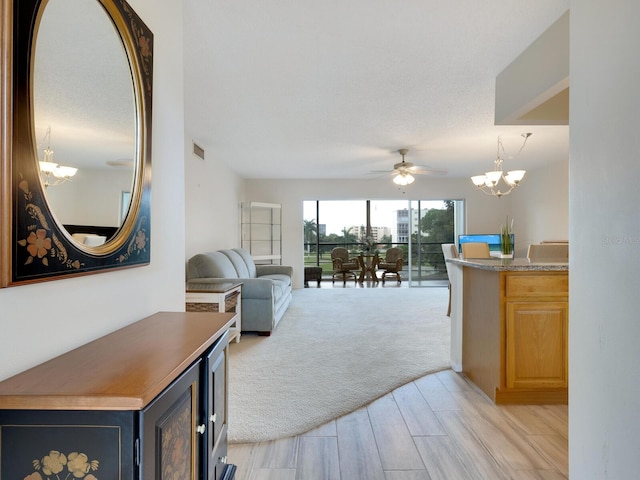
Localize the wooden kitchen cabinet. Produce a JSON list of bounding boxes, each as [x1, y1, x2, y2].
[[459, 261, 569, 404], [505, 301, 569, 390], [0, 312, 236, 479], [504, 272, 569, 393]]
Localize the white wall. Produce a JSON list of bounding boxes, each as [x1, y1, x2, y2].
[[512, 158, 569, 256], [569, 1, 640, 477], [0, 0, 186, 381], [183, 142, 245, 261], [245, 171, 565, 288], [44, 167, 133, 226]]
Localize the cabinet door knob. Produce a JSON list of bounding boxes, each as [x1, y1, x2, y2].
[[210, 413, 217, 423], [196, 424, 206, 434]]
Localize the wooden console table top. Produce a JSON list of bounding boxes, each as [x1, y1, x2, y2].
[[0, 311, 234, 411]]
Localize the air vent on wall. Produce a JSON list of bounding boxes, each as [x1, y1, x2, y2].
[[193, 142, 205, 160]]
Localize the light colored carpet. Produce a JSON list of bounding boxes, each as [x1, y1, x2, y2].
[[227, 287, 451, 443]]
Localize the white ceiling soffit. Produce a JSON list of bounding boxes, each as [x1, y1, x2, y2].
[[183, 1, 571, 179], [495, 11, 570, 126]]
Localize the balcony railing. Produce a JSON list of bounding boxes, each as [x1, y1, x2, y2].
[[303, 241, 450, 283]]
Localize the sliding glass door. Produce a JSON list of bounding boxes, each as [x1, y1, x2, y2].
[[303, 199, 464, 286], [407, 200, 457, 285], [303, 200, 366, 275]]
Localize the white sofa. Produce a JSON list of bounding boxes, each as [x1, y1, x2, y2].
[[186, 248, 292, 335]]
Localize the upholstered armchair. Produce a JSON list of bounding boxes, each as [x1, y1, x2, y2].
[[441, 243, 459, 316], [331, 247, 359, 284], [527, 243, 569, 261], [378, 247, 404, 283], [461, 242, 490, 258]]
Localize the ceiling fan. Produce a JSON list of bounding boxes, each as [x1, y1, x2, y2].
[[371, 149, 447, 185]]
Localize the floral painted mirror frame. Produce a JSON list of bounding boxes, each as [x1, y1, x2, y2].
[[0, 0, 153, 287]]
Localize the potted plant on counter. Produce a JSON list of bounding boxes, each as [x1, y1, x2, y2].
[[500, 217, 514, 258]]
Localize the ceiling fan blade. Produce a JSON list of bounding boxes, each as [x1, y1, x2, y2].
[[409, 165, 448, 175], [369, 167, 447, 175], [369, 149, 448, 177]]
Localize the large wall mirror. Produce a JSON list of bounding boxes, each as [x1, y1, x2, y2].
[[1, 0, 153, 286]]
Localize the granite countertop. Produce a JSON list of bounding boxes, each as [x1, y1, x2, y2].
[[446, 257, 568, 272]]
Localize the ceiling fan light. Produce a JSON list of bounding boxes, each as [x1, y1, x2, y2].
[[393, 173, 414, 186]]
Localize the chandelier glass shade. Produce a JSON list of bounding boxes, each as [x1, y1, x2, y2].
[[471, 133, 531, 198], [38, 127, 78, 188]]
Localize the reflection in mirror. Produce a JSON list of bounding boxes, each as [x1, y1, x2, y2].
[[4, 0, 153, 287], [33, 0, 136, 247]]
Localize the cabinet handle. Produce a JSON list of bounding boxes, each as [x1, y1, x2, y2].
[[219, 455, 227, 464], [196, 424, 206, 434], [210, 413, 217, 423]]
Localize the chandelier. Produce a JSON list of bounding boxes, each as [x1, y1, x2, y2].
[[38, 126, 78, 188], [471, 133, 532, 198]]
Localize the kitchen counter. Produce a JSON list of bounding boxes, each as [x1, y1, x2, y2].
[[447, 257, 568, 271], [446, 257, 569, 404]]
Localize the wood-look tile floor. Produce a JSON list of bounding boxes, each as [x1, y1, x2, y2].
[[228, 370, 567, 480]]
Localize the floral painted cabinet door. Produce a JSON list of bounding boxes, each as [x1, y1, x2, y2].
[[0, 410, 136, 479], [0, 313, 236, 480], [140, 359, 202, 480]]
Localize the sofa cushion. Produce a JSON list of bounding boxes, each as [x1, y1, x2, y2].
[[221, 249, 252, 278], [232, 248, 257, 278], [188, 252, 238, 279], [260, 273, 291, 286], [260, 275, 287, 298]]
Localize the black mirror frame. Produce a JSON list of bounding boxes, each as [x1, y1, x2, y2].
[[1, 0, 153, 287]]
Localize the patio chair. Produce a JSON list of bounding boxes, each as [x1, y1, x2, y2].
[[379, 247, 403, 283], [331, 247, 359, 284]]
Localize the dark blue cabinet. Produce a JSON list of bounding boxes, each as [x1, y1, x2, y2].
[[0, 312, 235, 480], [205, 330, 230, 480]]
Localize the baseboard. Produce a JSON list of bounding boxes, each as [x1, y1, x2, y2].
[[449, 360, 462, 372], [495, 388, 568, 404]]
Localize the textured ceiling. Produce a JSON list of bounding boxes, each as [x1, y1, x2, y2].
[[184, 0, 570, 180], [34, 0, 135, 170]]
